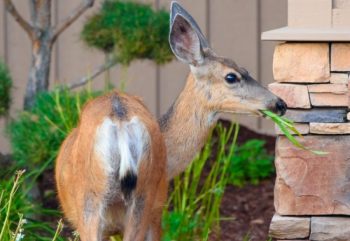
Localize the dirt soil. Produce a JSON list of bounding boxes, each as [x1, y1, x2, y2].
[[35, 120, 277, 240]]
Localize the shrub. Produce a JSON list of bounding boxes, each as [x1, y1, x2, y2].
[[81, 0, 173, 65], [162, 123, 239, 241], [7, 89, 101, 170], [0, 169, 71, 241], [228, 139, 274, 187], [0, 61, 12, 117]]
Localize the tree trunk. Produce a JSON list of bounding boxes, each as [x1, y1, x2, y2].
[[24, 39, 52, 109]]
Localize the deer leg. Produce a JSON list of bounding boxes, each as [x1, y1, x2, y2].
[[77, 213, 103, 241], [78, 195, 105, 241], [123, 195, 153, 241]]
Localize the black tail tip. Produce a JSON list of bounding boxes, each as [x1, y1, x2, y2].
[[120, 171, 137, 199]]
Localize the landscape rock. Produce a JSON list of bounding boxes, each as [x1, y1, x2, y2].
[[331, 43, 350, 71], [275, 123, 309, 135], [310, 217, 350, 241], [273, 43, 330, 83], [269, 214, 310, 239], [310, 93, 348, 107], [310, 123, 350, 134], [275, 136, 350, 215], [330, 73, 349, 84], [284, 109, 347, 123], [308, 84, 347, 94], [269, 83, 311, 109]]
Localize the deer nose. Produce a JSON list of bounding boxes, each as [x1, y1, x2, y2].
[[275, 98, 287, 116]]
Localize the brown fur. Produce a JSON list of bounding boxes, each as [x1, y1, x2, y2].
[[55, 91, 167, 241]]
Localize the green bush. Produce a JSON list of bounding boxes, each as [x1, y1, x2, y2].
[[0, 61, 12, 117], [81, 0, 173, 65], [162, 123, 239, 241], [228, 139, 274, 187], [7, 89, 101, 169], [0, 169, 73, 241]]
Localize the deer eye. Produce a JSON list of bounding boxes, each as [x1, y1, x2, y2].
[[225, 73, 239, 84]]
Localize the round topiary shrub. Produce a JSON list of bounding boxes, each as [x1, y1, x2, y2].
[[81, 0, 173, 65], [0, 61, 12, 116]]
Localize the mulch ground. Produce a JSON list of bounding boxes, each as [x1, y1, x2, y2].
[[2, 120, 277, 240]]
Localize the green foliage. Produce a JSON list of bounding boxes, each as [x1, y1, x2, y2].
[[0, 61, 12, 117], [228, 139, 274, 187], [0, 169, 75, 241], [7, 89, 100, 169], [162, 123, 239, 241], [0, 168, 78, 241], [262, 110, 327, 155], [81, 0, 173, 65]]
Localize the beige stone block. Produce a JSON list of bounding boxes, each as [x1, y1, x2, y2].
[[273, 43, 330, 83], [288, 0, 332, 28], [331, 43, 350, 71], [311, 217, 350, 241], [275, 123, 309, 135], [275, 135, 350, 215], [269, 214, 310, 239], [333, 0, 350, 9], [308, 84, 347, 94], [310, 93, 348, 107], [332, 9, 350, 27], [268, 83, 311, 109], [310, 123, 350, 134], [330, 73, 349, 84]]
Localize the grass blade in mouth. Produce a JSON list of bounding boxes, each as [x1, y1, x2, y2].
[[261, 110, 328, 155]]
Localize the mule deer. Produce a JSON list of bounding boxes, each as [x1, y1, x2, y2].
[[55, 1, 287, 240], [161, 2, 287, 180], [55, 92, 167, 241]]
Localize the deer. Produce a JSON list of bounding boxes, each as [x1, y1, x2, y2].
[[55, 1, 287, 241], [55, 92, 167, 241], [161, 2, 287, 180]]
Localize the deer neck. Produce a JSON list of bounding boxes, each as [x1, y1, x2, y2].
[[159, 73, 218, 180]]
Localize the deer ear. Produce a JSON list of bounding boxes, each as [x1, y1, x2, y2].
[[169, 14, 203, 66], [169, 2, 209, 66]]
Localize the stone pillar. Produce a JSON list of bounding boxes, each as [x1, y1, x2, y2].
[[262, 1, 350, 240], [268, 42, 350, 241]]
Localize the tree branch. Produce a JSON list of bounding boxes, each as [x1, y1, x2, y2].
[[4, 0, 33, 39], [51, 0, 95, 42], [67, 59, 117, 90]]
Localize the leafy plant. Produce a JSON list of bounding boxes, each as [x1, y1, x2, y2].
[[81, 0, 173, 65], [162, 123, 239, 241], [7, 88, 101, 170], [0, 169, 74, 241], [228, 139, 274, 187], [0, 60, 12, 116], [262, 110, 327, 155]]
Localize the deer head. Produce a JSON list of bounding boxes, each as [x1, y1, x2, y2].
[[169, 2, 287, 118]]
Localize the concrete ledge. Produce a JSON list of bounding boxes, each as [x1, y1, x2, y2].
[[262, 27, 350, 41]]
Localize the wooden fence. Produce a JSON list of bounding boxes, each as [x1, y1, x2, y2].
[[0, 0, 287, 152]]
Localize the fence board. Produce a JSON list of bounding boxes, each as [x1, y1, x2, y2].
[[260, 0, 288, 134], [210, 0, 260, 130], [158, 0, 208, 116]]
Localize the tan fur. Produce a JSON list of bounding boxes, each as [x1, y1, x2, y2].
[[55, 91, 167, 241], [160, 3, 285, 180]]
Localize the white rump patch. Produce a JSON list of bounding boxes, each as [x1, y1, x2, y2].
[[94, 117, 150, 179]]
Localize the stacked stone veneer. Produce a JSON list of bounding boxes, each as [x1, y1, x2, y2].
[[268, 43, 350, 241]]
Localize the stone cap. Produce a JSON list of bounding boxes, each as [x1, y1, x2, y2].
[[262, 27, 350, 41], [262, 0, 350, 41]]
